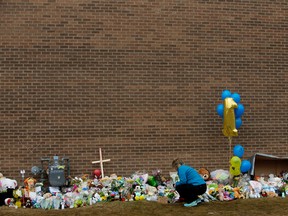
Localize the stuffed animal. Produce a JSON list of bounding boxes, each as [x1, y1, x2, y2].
[[0, 174, 17, 192], [133, 185, 145, 201], [92, 192, 101, 204], [13, 188, 24, 208], [282, 172, 288, 183], [233, 187, 244, 199], [24, 177, 36, 192], [25, 198, 32, 208], [266, 191, 278, 198], [248, 181, 262, 198], [198, 168, 211, 181], [24, 177, 37, 198], [4, 198, 15, 207], [152, 169, 166, 185], [267, 174, 282, 187], [144, 184, 157, 199], [218, 187, 233, 201]]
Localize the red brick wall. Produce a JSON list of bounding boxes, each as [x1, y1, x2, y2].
[[0, 0, 287, 181]]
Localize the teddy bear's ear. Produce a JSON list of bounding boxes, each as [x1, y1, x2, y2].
[[198, 168, 203, 173], [198, 168, 208, 174]]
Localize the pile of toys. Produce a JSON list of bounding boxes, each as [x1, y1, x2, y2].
[[198, 168, 288, 202], [0, 168, 287, 210], [0, 169, 179, 209]]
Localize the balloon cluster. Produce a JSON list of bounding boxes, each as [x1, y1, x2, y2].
[[230, 144, 252, 177], [216, 90, 245, 131]]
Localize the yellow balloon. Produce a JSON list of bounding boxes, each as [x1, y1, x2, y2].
[[230, 156, 241, 176], [222, 98, 238, 137]]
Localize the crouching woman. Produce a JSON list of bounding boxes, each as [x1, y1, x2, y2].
[[172, 158, 207, 207]]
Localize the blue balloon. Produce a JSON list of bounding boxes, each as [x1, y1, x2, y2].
[[216, 104, 224, 117], [240, 160, 251, 173], [235, 118, 242, 129], [221, 90, 231, 100], [233, 144, 244, 158], [235, 104, 245, 118], [231, 92, 241, 104]]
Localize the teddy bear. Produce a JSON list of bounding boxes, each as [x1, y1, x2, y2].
[[198, 168, 211, 181], [0, 173, 18, 192]]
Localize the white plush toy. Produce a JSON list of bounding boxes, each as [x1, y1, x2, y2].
[[0, 173, 17, 191], [249, 180, 262, 198]]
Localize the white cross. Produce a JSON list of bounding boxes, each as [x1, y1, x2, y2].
[[92, 148, 111, 178]]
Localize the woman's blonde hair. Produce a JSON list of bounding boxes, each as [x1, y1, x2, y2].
[[172, 158, 184, 168]]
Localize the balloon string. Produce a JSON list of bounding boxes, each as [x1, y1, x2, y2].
[[228, 137, 232, 165]]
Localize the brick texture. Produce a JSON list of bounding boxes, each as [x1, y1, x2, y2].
[[0, 0, 287, 181]]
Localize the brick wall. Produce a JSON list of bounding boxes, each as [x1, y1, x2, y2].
[[0, 0, 287, 181]]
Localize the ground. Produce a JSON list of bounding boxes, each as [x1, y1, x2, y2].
[[1, 197, 287, 216]]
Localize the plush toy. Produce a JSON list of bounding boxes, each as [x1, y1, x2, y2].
[[24, 177, 36, 197], [198, 168, 211, 181], [237, 173, 251, 188], [217, 187, 232, 201], [73, 198, 83, 208], [282, 172, 288, 183], [133, 185, 145, 201], [62, 192, 74, 208], [152, 169, 166, 185], [52, 193, 63, 209], [0, 174, 17, 192], [233, 187, 244, 199], [4, 198, 15, 207], [261, 189, 268, 197], [25, 198, 32, 208], [40, 193, 53, 210], [93, 169, 102, 179], [92, 192, 101, 204], [248, 181, 262, 198], [267, 174, 282, 188], [144, 184, 158, 201], [119, 187, 133, 202], [266, 191, 278, 198]]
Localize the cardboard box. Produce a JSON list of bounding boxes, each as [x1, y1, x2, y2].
[[250, 153, 288, 179]]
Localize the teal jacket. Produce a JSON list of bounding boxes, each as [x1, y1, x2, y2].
[[176, 165, 206, 186]]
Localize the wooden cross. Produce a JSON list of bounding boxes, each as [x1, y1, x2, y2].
[[92, 148, 111, 178]]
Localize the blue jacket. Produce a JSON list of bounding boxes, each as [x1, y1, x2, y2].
[[176, 165, 205, 186]]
